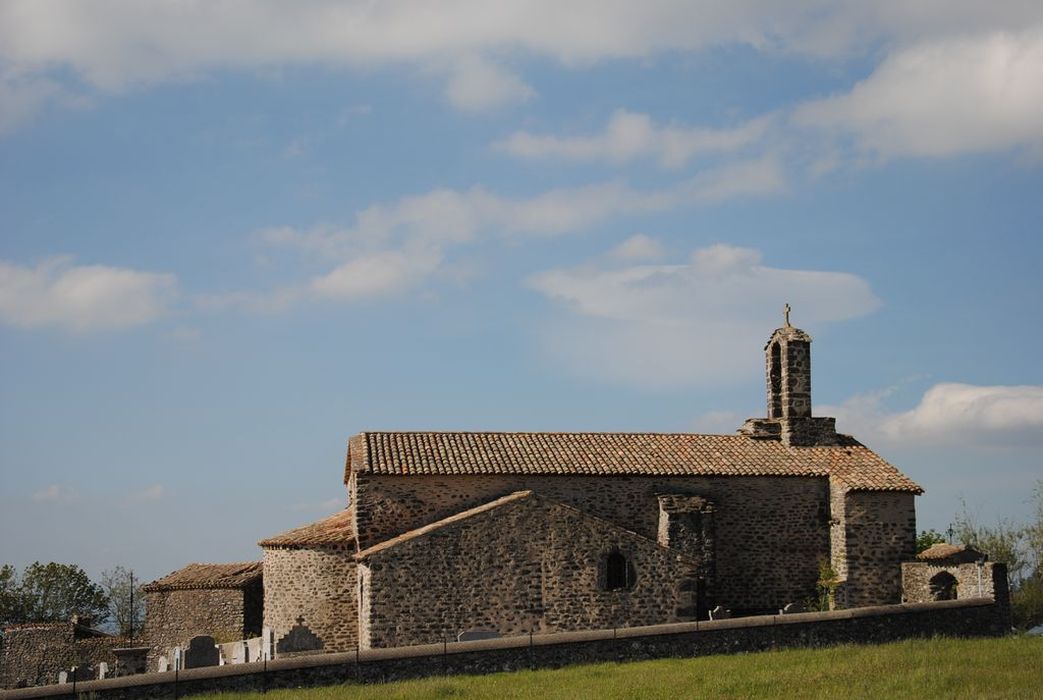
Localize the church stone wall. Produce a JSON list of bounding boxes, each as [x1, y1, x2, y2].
[[144, 584, 261, 670], [262, 545, 358, 654], [357, 495, 699, 649], [353, 473, 830, 612], [833, 490, 916, 608]]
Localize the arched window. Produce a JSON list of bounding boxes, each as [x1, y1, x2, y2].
[[929, 571, 958, 601], [768, 341, 783, 418], [605, 551, 634, 590]]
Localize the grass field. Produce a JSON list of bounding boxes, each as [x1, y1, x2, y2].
[[197, 635, 1043, 700]]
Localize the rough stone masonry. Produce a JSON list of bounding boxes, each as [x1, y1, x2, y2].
[[253, 314, 922, 652]]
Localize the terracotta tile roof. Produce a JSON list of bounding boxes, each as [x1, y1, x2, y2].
[[345, 431, 922, 493], [142, 561, 262, 592], [917, 543, 983, 562], [258, 509, 355, 548]]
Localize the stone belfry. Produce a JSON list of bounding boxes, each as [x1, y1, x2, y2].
[[766, 303, 812, 420], [740, 305, 839, 447]]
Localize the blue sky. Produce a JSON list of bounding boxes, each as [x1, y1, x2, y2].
[[1, 2, 1042, 583]]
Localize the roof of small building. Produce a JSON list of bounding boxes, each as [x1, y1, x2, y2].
[[258, 509, 355, 548], [344, 431, 922, 493], [917, 543, 984, 562], [142, 561, 262, 592]]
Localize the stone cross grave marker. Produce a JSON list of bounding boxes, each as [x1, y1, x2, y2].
[[276, 616, 324, 655]]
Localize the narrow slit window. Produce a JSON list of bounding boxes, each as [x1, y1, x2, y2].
[[605, 551, 633, 590]]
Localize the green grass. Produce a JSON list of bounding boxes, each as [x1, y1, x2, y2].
[[199, 636, 1043, 700]]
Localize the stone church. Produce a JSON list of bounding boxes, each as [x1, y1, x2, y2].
[[252, 315, 921, 652]]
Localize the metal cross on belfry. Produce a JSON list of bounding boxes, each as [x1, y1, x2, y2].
[[784, 303, 792, 327]]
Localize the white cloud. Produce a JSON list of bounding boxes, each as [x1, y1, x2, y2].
[[215, 164, 782, 311], [32, 484, 77, 503], [794, 29, 1043, 158], [822, 383, 1043, 446], [528, 242, 880, 387], [610, 234, 664, 262], [885, 383, 1043, 443], [3, 1, 1041, 125], [0, 257, 177, 332], [128, 484, 166, 502], [444, 55, 534, 111], [309, 245, 444, 301], [495, 110, 771, 168]]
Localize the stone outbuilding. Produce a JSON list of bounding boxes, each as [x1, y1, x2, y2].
[[142, 561, 262, 669], [0, 617, 120, 689], [258, 316, 924, 651], [902, 544, 1009, 616]]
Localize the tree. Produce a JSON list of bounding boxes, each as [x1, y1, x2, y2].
[[11, 562, 109, 626], [0, 564, 24, 627], [953, 501, 1027, 585], [100, 566, 144, 639], [1025, 482, 1043, 581], [952, 483, 1043, 630], [916, 529, 947, 554]]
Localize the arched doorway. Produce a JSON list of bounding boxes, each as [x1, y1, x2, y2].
[[929, 571, 958, 601]]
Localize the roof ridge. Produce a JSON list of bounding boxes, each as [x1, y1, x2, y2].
[[359, 430, 742, 436], [142, 561, 263, 592]]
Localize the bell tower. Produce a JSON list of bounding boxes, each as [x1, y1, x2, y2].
[[766, 303, 812, 420], [739, 305, 838, 446]]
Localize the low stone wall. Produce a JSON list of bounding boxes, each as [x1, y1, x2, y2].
[[0, 598, 1008, 700]]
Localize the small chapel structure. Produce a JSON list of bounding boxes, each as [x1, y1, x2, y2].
[[254, 312, 922, 651]]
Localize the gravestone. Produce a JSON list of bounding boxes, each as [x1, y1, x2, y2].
[[219, 640, 247, 665], [457, 628, 501, 642], [261, 628, 274, 660], [276, 616, 324, 656], [184, 635, 220, 669], [157, 656, 169, 673], [97, 662, 108, 680], [246, 636, 263, 662], [57, 671, 68, 685], [113, 647, 149, 676]]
